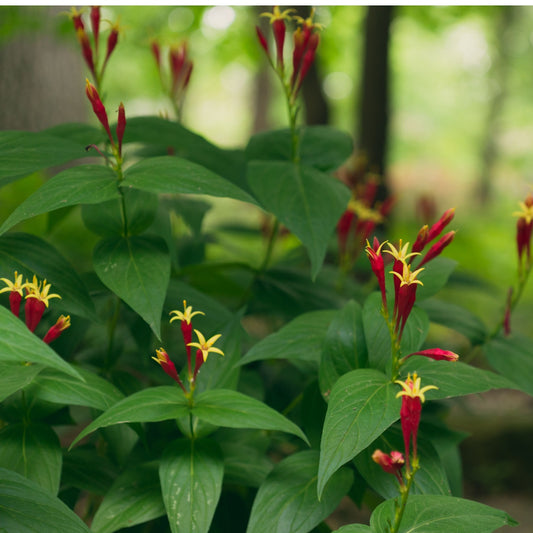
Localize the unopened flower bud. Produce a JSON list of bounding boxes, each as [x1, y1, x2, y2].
[[43, 315, 71, 344]]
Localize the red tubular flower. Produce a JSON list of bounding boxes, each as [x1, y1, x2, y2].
[[43, 315, 71, 344], [256, 25, 269, 55], [272, 18, 287, 70], [85, 79, 114, 145], [395, 373, 438, 469], [102, 20, 120, 75], [90, 6, 101, 53], [76, 28, 96, 79], [404, 348, 459, 362], [427, 207, 455, 242], [67, 7, 85, 31], [24, 276, 61, 332], [418, 230, 455, 268], [116, 103, 126, 157], [293, 32, 319, 96], [514, 194, 533, 271], [372, 449, 405, 485], [152, 348, 186, 393], [390, 261, 424, 340], [385, 241, 419, 309], [411, 224, 429, 256], [365, 237, 388, 313], [0, 271, 26, 317]]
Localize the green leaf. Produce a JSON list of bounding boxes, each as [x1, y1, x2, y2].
[[246, 126, 353, 171], [0, 130, 91, 185], [0, 165, 119, 235], [123, 116, 245, 187], [69, 386, 189, 448], [363, 292, 429, 372], [246, 450, 353, 533], [82, 188, 158, 237], [370, 494, 517, 532], [0, 423, 61, 495], [247, 161, 350, 278], [239, 310, 337, 367], [159, 438, 224, 533], [0, 306, 81, 379], [93, 235, 170, 338], [193, 389, 309, 444], [319, 300, 367, 396], [0, 232, 96, 320], [334, 526, 373, 533], [0, 362, 43, 402], [91, 462, 166, 533], [42, 122, 105, 146], [354, 427, 450, 499], [0, 468, 91, 532], [418, 298, 487, 345], [317, 369, 400, 499], [484, 332, 533, 396], [29, 367, 124, 411], [415, 257, 457, 300], [402, 357, 517, 399], [62, 448, 117, 495], [122, 155, 256, 205]]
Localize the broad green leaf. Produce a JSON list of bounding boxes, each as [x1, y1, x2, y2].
[[418, 298, 487, 345], [317, 369, 400, 498], [0, 130, 91, 185], [363, 292, 429, 372], [122, 155, 256, 205], [217, 429, 272, 488], [93, 235, 170, 338], [484, 332, 533, 396], [62, 448, 117, 495], [319, 300, 367, 396], [370, 494, 517, 532], [0, 165, 119, 235], [123, 116, 246, 187], [0, 468, 91, 532], [247, 161, 350, 278], [82, 188, 158, 237], [70, 386, 189, 448], [402, 357, 517, 398], [239, 310, 337, 367], [334, 526, 373, 533], [159, 438, 224, 533], [247, 450, 353, 533], [0, 362, 43, 402], [246, 126, 353, 171], [193, 388, 309, 444], [91, 462, 166, 533], [29, 367, 124, 411], [0, 423, 61, 494], [42, 122, 105, 146], [0, 306, 81, 379], [354, 427, 450, 499], [415, 257, 457, 300], [0, 232, 96, 320]]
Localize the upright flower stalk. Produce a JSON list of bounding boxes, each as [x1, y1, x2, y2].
[[152, 301, 224, 399], [67, 6, 122, 91]]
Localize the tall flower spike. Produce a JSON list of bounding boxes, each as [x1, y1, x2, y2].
[[0, 271, 27, 317], [24, 276, 61, 332], [395, 372, 438, 468]]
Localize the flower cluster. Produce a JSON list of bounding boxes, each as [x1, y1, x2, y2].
[[365, 207, 456, 343], [0, 272, 70, 344], [67, 6, 121, 89], [336, 162, 395, 269], [151, 40, 193, 121], [256, 6, 322, 105], [85, 80, 126, 164], [152, 300, 224, 396]]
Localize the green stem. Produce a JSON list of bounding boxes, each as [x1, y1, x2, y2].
[[259, 218, 280, 272], [390, 463, 419, 533]]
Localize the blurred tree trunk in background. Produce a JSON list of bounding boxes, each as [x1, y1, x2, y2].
[[476, 6, 516, 206], [357, 6, 394, 200], [0, 6, 85, 131]]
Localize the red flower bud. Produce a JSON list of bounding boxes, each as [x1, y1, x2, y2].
[[372, 449, 405, 485], [76, 28, 96, 79], [411, 224, 429, 256], [272, 18, 286, 70], [418, 230, 455, 267], [25, 298, 46, 332], [43, 315, 71, 344], [152, 348, 186, 393], [404, 348, 459, 362], [90, 6, 101, 53], [104, 22, 120, 68], [116, 103, 126, 157], [85, 79, 114, 145], [256, 25, 269, 55], [427, 207, 455, 242]]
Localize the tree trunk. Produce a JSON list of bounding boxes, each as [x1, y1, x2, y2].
[[357, 6, 394, 199]]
